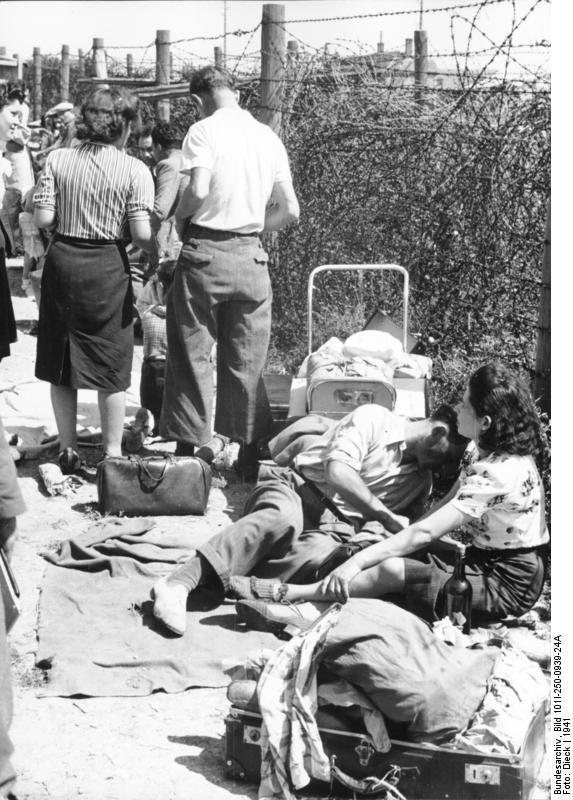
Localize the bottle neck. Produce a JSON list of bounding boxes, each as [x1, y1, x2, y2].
[[453, 545, 466, 579]]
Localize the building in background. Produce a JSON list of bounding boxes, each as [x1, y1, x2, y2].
[[0, 48, 22, 86]]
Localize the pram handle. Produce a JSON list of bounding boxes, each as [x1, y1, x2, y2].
[[307, 264, 410, 356]]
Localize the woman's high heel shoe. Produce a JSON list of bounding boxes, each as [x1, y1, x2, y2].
[[58, 447, 82, 475]]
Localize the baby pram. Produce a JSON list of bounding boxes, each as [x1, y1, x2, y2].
[[287, 264, 431, 420]]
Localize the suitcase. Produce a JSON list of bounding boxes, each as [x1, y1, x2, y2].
[[304, 265, 428, 420], [308, 378, 397, 420], [224, 702, 547, 799]]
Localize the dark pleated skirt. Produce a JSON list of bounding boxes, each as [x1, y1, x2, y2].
[[35, 236, 134, 391]]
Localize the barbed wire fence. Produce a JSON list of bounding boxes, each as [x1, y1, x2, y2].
[[19, 0, 550, 411]]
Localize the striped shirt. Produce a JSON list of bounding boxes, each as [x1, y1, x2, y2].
[[34, 142, 154, 241]]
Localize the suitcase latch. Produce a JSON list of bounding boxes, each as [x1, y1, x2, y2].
[[243, 725, 262, 747], [354, 739, 375, 767], [465, 764, 500, 785]]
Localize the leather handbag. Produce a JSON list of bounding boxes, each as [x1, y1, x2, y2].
[[96, 455, 211, 517]]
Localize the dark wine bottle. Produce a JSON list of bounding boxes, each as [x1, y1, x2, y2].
[[444, 544, 472, 635]]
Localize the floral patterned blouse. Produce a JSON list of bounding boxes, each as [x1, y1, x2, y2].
[[450, 450, 549, 550]]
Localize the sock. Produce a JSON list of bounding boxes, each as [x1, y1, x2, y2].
[[167, 554, 203, 592]]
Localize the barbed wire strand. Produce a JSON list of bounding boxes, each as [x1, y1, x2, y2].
[[421, 0, 546, 143], [282, 0, 543, 24]]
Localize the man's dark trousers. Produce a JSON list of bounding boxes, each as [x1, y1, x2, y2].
[[168, 466, 357, 594], [161, 225, 274, 447]]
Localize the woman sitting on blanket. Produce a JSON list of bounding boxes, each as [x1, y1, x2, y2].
[[237, 363, 549, 630]]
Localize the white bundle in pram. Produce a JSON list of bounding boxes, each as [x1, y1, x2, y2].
[[298, 333, 432, 419]]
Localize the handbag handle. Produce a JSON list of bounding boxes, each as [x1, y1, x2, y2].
[[132, 455, 174, 492], [330, 758, 408, 800]]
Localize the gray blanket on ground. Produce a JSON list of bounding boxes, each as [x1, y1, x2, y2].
[[36, 517, 278, 697]]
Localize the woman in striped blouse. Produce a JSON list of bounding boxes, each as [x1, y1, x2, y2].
[[33, 88, 155, 472]]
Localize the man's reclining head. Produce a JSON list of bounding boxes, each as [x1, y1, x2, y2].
[[405, 404, 469, 470]]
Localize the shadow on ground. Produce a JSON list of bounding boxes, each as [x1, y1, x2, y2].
[[171, 734, 258, 797]]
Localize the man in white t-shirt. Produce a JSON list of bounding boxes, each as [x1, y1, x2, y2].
[[160, 66, 299, 468], [152, 404, 468, 635]]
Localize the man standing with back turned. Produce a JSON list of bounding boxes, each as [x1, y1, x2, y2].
[[161, 66, 299, 473]]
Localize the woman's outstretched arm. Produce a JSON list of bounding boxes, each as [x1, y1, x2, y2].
[[318, 502, 471, 601]]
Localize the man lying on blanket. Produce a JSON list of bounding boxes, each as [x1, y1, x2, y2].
[[152, 404, 467, 635]]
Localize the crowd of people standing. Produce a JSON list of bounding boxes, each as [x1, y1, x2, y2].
[[2, 67, 300, 470]]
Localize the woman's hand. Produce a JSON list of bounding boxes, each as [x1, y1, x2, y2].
[[317, 559, 363, 603]]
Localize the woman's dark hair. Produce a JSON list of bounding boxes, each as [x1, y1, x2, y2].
[[76, 88, 140, 144], [468, 363, 543, 457], [7, 88, 25, 103], [7, 81, 26, 103]]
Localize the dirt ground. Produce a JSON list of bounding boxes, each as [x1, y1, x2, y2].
[[3, 262, 552, 800], [4, 264, 264, 800]]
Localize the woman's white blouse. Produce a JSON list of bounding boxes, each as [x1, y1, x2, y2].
[[451, 452, 549, 549]]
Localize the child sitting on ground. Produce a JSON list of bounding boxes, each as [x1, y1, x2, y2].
[[132, 260, 176, 441]]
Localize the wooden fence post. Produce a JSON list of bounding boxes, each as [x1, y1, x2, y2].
[[126, 53, 133, 76], [155, 29, 171, 121], [32, 47, 42, 119], [12, 54, 22, 80], [414, 29, 428, 104], [92, 37, 108, 81], [214, 46, 223, 67], [260, 3, 285, 133], [77, 49, 85, 76], [534, 204, 551, 414], [60, 44, 70, 101]]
